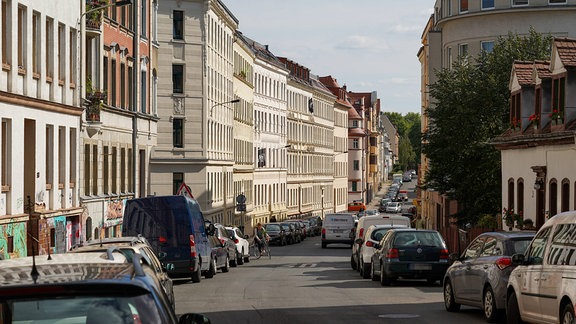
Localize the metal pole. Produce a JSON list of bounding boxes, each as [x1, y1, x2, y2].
[[132, 0, 138, 197]]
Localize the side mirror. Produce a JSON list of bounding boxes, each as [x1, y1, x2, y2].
[[448, 253, 460, 262], [511, 253, 525, 265], [206, 224, 216, 236], [179, 313, 211, 324]]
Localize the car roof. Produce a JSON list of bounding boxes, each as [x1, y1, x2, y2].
[[541, 210, 576, 227], [476, 231, 536, 239], [73, 235, 151, 248]]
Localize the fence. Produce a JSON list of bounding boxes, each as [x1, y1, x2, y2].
[[439, 227, 494, 255]]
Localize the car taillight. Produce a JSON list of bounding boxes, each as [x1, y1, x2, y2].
[[387, 248, 399, 259], [234, 239, 239, 244], [439, 249, 449, 260], [496, 257, 512, 270], [189, 234, 197, 258], [359, 228, 364, 239], [321, 228, 326, 239], [365, 241, 374, 247], [159, 236, 167, 244]]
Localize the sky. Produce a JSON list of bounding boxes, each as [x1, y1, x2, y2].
[[221, 0, 434, 116]]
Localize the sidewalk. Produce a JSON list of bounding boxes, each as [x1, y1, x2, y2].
[[366, 181, 391, 210]]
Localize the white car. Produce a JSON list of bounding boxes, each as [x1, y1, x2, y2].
[[506, 211, 576, 323], [386, 202, 402, 213], [225, 226, 251, 265]]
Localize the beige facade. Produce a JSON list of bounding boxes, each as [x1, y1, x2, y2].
[[150, 0, 238, 225], [420, 0, 576, 230]]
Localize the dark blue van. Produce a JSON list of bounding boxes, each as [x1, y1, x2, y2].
[[122, 195, 212, 282]]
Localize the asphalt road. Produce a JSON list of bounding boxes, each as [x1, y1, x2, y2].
[[173, 234, 494, 324]]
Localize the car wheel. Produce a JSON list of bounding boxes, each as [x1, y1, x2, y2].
[[362, 262, 371, 279], [204, 258, 216, 279], [380, 264, 391, 286], [229, 252, 237, 267], [370, 262, 378, 281], [506, 292, 523, 324], [443, 279, 460, 312], [483, 286, 500, 323], [351, 255, 357, 270], [221, 255, 229, 273], [191, 262, 202, 283], [561, 302, 575, 324], [244, 248, 250, 263], [237, 251, 244, 265]]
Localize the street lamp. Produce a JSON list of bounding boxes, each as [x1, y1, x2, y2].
[[209, 99, 240, 117]]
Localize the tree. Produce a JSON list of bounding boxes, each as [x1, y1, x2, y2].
[[422, 28, 553, 225], [385, 112, 421, 170]]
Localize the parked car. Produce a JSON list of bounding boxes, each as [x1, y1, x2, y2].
[[287, 220, 307, 240], [348, 201, 366, 212], [264, 223, 287, 246], [357, 209, 379, 218], [506, 211, 576, 324], [225, 226, 251, 265], [442, 231, 535, 322], [322, 213, 356, 248], [386, 202, 402, 213], [378, 198, 391, 213], [69, 236, 176, 307], [213, 223, 238, 268], [280, 222, 297, 245], [371, 228, 450, 286], [287, 222, 303, 243], [357, 224, 408, 279], [0, 252, 210, 324], [306, 218, 321, 236], [351, 214, 411, 273], [122, 195, 211, 282], [205, 235, 230, 278]]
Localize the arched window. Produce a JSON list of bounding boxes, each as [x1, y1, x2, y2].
[[561, 178, 570, 212], [517, 179, 524, 214], [507, 178, 515, 211], [85, 217, 92, 241], [549, 179, 558, 217]]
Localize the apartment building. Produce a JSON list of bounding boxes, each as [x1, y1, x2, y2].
[[80, 0, 157, 241], [346, 96, 366, 204], [151, 0, 239, 225], [0, 0, 82, 258], [493, 38, 576, 229], [420, 0, 576, 230]]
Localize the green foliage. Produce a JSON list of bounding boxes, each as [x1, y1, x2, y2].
[[476, 214, 498, 229], [422, 28, 553, 224], [385, 112, 421, 170]]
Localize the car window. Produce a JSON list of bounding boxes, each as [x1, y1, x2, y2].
[[141, 246, 163, 273], [509, 238, 532, 255], [480, 237, 499, 256], [548, 223, 576, 265], [462, 236, 485, 260], [526, 226, 552, 265], [265, 224, 281, 231], [393, 232, 442, 247], [371, 228, 390, 242]]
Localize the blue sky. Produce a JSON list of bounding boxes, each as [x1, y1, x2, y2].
[[221, 0, 434, 115]]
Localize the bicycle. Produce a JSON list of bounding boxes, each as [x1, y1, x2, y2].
[[250, 239, 271, 260]]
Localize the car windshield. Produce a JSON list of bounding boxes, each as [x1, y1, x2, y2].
[[265, 224, 281, 231], [3, 295, 163, 324], [510, 238, 532, 255], [394, 232, 444, 247]]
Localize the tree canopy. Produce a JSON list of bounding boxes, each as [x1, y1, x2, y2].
[[421, 27, 553, 225], [384, 112, 421, 171]]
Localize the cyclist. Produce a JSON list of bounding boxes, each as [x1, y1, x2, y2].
[[253, 223, 268, 254]]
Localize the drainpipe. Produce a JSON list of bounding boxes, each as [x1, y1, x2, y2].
[[132, 0, 139, 197]]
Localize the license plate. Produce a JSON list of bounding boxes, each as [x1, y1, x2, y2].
[[409, 263, 431, 270]]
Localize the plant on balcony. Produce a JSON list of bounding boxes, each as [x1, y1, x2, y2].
[[85, 77, 106, 122], [85, 0, 109, 28], [549, 109, 563, 123], [529, 113, 540, 128], [510, 118, 521, 130]]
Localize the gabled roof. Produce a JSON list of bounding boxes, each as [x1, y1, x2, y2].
[[533, 60, 552, 80], [555, 37, 576, 68], [512, 61, 534, 86], [240, 33, 286, 70], [318, 75, 355, 110]]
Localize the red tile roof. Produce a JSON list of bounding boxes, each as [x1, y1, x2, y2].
[[534, 60, 551, 79], [513, 61, 534, 86], [555, 37, 576, 68]]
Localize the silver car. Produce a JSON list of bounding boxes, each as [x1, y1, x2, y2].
[[443, 231, 535, 322]]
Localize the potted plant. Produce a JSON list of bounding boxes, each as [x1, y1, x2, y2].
[[510, 118, 521, 131], [502, 208, 523, 230], [85, 77, 106, 122], [549, 109, 563, 125], [529, 113, 540, 129], [85, 0, 109, 29]]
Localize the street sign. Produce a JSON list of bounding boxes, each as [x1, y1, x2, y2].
[[177, 182, 194, 199]]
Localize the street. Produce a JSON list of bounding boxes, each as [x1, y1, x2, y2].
[[173, 235, 491, 324]]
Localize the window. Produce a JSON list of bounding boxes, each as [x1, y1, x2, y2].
[[481, 41, 494, 53], [352, 181, 357, 192], [173, 10, 184, 40], [463, 237, 484, 259], [103, 146, 109, 194], [111, 147, 117, 193], [552, 77, 565, 120], [32, 12, 40, 75], [513, 0, 528, 5], [480, 237, 501, 257], [69, 128, 76, 186], [526, 226, 551, 265], [173, 118, 183, 148], [352, 120, 359, 128], [548, 224, 576, 265], [111, 60, 117, 106], [1, 1, 8, 65], [172, 172, 184, 195], [120, 63, 126, 108], [482, 0, 494, 9], [69, 29, 77, 86], [58, 23, 65, 83], [447, 47, 452, 68], [141, 71, 146, 113], [141, 0, 147, 35], [549, 0, 566, 4], [458, 43, 468, 62], [460, 0, 468, 12], [517, 180, 524, 215], [172, 64, 183, 93], [103, 57, 109, 102], [46, 17, 54, 79], [58, 127, 65, 186], [561, 180, 570, 212], [353, 160, 359, 171], [128, 66, 133, 110], [550, 180, 558, 216], [120, 148, 126, 192], [17, 5, 26, 72], [1, 119, 9, 190], [84, 144, 90, 195], [92, 145, 98, 195], [352, 139, 359, 149], [45, 126, 54, 187]]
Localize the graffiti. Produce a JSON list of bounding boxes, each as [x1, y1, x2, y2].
[[0, 222, 27, 259], [16, 197, 23, 210], [106, 200, 125, 220]]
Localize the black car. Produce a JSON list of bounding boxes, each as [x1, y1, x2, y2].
[[280, 222, 297, 244], [371, 228, 450, 286], [0, 253, 209, 324], [264, 223, 287, 246]]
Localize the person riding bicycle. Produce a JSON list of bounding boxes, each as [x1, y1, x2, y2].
[[254, 223, 268, 254]]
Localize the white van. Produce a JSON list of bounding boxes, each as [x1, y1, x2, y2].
[[321, 213, 356, 248], [351, 214, 411, 274]]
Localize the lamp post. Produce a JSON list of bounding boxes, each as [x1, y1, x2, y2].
[[209, 99, 240, 117]]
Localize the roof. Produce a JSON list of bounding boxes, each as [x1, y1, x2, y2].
[[512, 61, 535, 86], [349, 127, 366, 137], [534, 60, 552, 79], [555, 37, 576, 68]]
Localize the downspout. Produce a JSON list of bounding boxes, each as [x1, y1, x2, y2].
[[132, 0, 139, 197]]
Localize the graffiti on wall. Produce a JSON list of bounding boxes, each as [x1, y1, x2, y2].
[[0, 222, 27, 259], [104, 199, 126, 228]]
